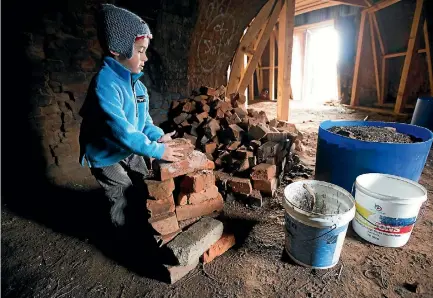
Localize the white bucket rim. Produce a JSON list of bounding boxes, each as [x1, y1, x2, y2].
[[355, 173, 428, 204], [283, 180, 355, 220]]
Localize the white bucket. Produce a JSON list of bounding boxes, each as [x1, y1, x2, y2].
[[352, 173, 428, 247], [283, 180, 355, 269]]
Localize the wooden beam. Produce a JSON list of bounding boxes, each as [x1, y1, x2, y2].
[[269, 29, 276, 101], [384, 49, 426, 59], [342, 104, 410, 117], [238, 0, 283, 94], [295, 2, 340, 15], [277, 0, 295, 120], [424, 21, 433, 95], [371, 13, 385, 55], [369, 13, 381, 104], [395, 0, 424, 113], [249, 71, 255, 102], [330, 0, 367, 7], [367, 0, 401, 13], [381, 56, 387, 103], [256, 60, 263, 93], [350, 10, 367, 106], [227, 0, 276, 95]]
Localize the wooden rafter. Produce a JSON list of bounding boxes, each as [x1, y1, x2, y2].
[[269, 29, 276, 101], [227, 0, 276, 95], [394, 0, 424, 113], [366, 0, 401, 12], [330, 0, 368, 7], [368, 13, 381, 104], [295, 2, 340, 15], [277, 0, 295, 120], [371, 13, 385, 55], [350, 10, 367, 106], [238, 0, 283, 94], [424, 20, 433, 95]]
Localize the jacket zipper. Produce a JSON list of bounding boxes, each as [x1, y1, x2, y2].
[[131, 77, 138, 118]]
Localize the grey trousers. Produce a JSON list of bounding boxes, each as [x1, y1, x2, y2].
[[91, 154, 149, 227]]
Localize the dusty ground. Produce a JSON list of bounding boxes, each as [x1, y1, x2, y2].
[[2, 100, 433, 298]]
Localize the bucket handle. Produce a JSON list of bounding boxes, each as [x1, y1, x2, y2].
[[301, 224, 337, 242]]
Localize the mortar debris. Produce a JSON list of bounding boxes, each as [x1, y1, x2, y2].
[[328, 126, 421, 143]]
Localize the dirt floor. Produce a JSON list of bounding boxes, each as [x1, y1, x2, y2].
[[2, 100, 433, 298]]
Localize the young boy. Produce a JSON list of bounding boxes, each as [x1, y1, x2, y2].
[[78, 4, 183, 228]]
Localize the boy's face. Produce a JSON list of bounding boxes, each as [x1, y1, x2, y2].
[[113, 38, 149, 74]]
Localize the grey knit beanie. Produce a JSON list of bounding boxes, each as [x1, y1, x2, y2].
[[97, 4, 152, 59]]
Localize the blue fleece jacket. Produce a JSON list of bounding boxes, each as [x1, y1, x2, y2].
[[78, 56, 165, 168]]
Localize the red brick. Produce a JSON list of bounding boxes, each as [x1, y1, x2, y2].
[[202, 233, 236, 264], [253, 177, 278, 195], [183, 133, 197, 145], [189, 186, 219, 204], [227, 141, 241, 151], [180, 170, 215, 193], [178, 216, 201, 230], [249, 124, 271, 140], [148, 212, 180, 235], [251, 163, 277, 180], [154, 150, 215, 181], [249, 189, 263, 207], [227, 176, 252, 195], [144, 178, 175, 200], [146, 194, 175, 216], [175, 193, 224, 221], [228, 124, 244, 140], [204, 142, 217, 154], [234, 149, 254, 160]]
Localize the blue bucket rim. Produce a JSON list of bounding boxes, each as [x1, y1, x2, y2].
[[319, 120, 433, 145]]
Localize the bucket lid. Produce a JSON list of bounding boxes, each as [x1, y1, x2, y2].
[[355, 173, 428, 204]]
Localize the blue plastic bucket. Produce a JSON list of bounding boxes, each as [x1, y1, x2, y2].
[[315, 120, 433, 193], [411, 96, 433, 131], [283, 180, 355, 269]]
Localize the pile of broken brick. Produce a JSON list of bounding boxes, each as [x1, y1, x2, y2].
[[158, 85, 307, 207], [144, 138, 235, 284]]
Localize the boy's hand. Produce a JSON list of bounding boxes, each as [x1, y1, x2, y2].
[[158, 131, 176, 143], [161, 143, 184, 162]]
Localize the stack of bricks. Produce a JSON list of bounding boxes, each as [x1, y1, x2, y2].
[[143, 138, 236, 284], [161, 85, 302, 207]]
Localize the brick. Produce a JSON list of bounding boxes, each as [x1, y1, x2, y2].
[[148, 212, 180, 235], [249, 140, 262, 151], [265, 131, 297, 142], [220, 101, 232, 113], [227, 141, 241, 151], [189, 186, 219, 204], [227, 113, 241, 125], [173, 113, 189, 125], [228, 124, 244, 141], [180, 170, 215, 193], [146, 194, 175, 216], [203, 233, 236, 264], [204, 142, 217, 154], [178, 216, 201, 230], [201, 103, 210, 113], [234, 149, 254, 159], [251, 163, 277, 180], [167, 217, 224, 266], [182, 101, 195, 113], [175, 193, 224, 221], [192, 111, 208, 123], [144, 178, 175, 200], [233, 107, 247, 118], [249, 189, 263, 207], [249, 124, 271, 140], [253, 177, 278, 195], [268, 118, 278, 127], [154, 150, 215, 181], [164, 258, 199, 284], [204, 119, 221, 138], [227, 176, 252, 195], [257, 141, 282, 163]]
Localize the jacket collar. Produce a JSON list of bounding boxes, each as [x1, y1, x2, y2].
[[103, 56, 144, 83]]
